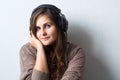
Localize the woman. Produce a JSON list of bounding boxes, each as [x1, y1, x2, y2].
[[20, 4, 85, 80]]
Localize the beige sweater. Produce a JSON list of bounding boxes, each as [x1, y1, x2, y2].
[[19, 42, 85, 80]]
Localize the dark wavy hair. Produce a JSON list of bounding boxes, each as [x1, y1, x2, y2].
[[29, 7, 67, 80]]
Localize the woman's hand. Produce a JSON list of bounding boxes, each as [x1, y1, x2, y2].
[[29, 31, 49, 73], [29, 31, 43, 50]]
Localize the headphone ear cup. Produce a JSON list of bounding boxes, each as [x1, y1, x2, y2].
[[59, 13, 68, 32]]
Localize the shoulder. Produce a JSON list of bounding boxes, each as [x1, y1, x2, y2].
[[67, 42, 85, 61], [19, 42, 36, 56], [20, 42, 34, 51]]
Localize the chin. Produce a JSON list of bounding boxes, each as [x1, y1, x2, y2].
[[42, 42, 51, 46], [41, 39, 56, 46], [43, 44, 50, 46], [42, 41, 55, 47]]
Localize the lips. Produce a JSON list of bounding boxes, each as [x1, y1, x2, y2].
[[41, 37, 50, 41]]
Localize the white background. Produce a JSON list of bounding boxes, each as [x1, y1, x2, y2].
[[0, 0, 120, 80]]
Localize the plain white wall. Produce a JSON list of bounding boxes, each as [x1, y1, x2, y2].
[[0, 0, 120, 80]]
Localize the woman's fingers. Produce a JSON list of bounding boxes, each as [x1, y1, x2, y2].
[[29, 31, 36, 47], [28, 31, 43, 49]]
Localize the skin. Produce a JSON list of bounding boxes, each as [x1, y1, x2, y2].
[[36, 15, 58, 46], [29, 15, 58, 73]]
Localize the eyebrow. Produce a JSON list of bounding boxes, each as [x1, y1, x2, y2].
[[37, 21, 54, 26]]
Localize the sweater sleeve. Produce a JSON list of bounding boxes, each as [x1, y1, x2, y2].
[[19, 43, 49, 80], [61, 47, 86, 80]]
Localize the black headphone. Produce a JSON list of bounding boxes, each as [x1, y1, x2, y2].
[[32, 4, 68, 32]]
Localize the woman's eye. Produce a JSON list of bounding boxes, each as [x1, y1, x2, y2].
[[36, 27, 40, 31], [46, 25, 51, 29]]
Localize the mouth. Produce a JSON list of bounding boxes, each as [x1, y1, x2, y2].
[[41, 37, 50, 41]]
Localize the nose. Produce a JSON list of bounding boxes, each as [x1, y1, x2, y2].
[[41, 28, 47, 36]]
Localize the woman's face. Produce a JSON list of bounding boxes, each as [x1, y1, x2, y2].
[[35, 15, 58, 46]]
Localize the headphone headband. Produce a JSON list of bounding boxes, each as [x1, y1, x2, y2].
[[31, 4, 68, 32], [32, 4, 61, 15]]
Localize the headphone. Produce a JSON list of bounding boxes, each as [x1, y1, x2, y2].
[[32, 4, 68, 32]]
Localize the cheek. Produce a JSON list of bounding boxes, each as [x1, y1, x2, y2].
[[36, 31, 40, 39], [51, 29, 58, 40]]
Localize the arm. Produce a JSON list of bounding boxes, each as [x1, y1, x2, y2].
[[61, 48, 86, 80], [19, 33, 49, 80], [20, 43, 49, 80], [29, 32, 49, 74]]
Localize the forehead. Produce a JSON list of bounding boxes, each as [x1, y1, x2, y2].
[[36, 15, 54, 26]]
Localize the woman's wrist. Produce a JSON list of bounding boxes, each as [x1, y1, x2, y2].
[[35, 49, 49, 73]]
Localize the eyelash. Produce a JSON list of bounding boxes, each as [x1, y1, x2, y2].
[[35, 24, 51, 31], [46, 24, 51, 28], [36, 27, 40, 31]]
